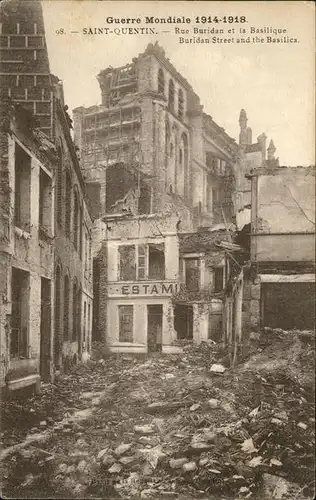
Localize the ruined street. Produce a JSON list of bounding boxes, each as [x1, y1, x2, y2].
[[1, 329, 315, 500]]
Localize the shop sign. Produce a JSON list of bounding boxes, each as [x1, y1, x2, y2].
[[108, 282, 184, 297]]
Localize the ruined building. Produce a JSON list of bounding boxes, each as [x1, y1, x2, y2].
[[0, 0, 93, 394], [77, 43, 271, 353], [0, 101, 55, 392], [73, 42, 238, 230]]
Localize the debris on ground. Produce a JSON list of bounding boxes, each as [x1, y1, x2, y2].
[[0, 328, 314, 499]]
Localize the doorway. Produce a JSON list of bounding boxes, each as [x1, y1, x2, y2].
[[40, 278, 51, 379], [147, 305, 163, 352], [174, 304, 193, 340]]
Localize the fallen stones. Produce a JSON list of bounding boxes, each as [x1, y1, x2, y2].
[[57, 463, 68, 474], [271, 418, 284, 426], [240, 438, 258, 454], [210, 364, 226, 374], [273, 410, 288, 422], [77, 460, 87, 473], [189, 403, 200, 412], [97, 448, 109, 460], [102, 454, 116, 466], [297, 422, 307, 430], [182, 461, 197, 472], [269, 458, 282, 467], [208, 398, 219, 409], [260, 473, 301, 499], [133, 425, 155, 435], [169, 457, 188, 469], [145, 401, 185, 415], [199, 457, 209, 466], [108, 463, 123, 474], [189, 441, 213, 454], [114, 443, 132, 457]]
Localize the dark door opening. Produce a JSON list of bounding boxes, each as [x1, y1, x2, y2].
[[262, 282, 315, 330], [147, 305, 163, 352], [40, 278, 51, 379], [174, 304, 193, 340], [92, 258, 101, 341]]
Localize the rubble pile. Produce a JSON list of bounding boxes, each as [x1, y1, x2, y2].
[[1, 329, 314, 499]]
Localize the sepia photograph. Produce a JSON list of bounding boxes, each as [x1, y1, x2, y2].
[[0, 0, 315, 499]]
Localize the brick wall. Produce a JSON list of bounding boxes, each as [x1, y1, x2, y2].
[[0, 0, 53, 137]]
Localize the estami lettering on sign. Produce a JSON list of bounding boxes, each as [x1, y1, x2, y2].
[[117, 283, 185, 296]]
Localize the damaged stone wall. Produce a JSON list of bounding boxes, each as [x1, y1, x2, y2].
[[0, 109, 55, 387], [251, 167, 315, 262]]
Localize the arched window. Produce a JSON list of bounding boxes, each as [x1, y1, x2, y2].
[[178, 89, 184, 120], [63, 274, 70, 341], [79, 206, 83, 260], [158, 68, 165, 95], [54, 265, 62, 366], [56, 142, 63, 225], [65, 171, 71, 238], [73, 280, 78, 340], [83, 301, 87, 344], [88, 303, 91, 352], [73, 188, 80, 251], [179, 148, 183, 165], [177, 133, 188, 198], [168, 80, 175, 111]]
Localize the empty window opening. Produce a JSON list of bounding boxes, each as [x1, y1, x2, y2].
[[214, 267, 224, 292], [118, 305, 133, 342], [92, 258, 101, 341], [148, 243, 165, 280], [14, 143, 31, 231], [185, 259, 200, 291], [79, 207, 83, 260], [39, 168, 52, 233], [119, 245, 136, 280], [56, 144, 63, 225], [158, 68, 165, 95], [63, 275, 70, 341], [65, 171, 71, 237], [208, 312, 223, 341], [83, 301, 87, 345], [206, 174, 212, 212], [138, 183, 151, 215], [54, 265, 62, 366], [40, 277, 51, 378], [178, 89, 184, 120], [72, 281, 78, 340], [147, 305, 163, 352], [168, 79, 175, 111], [87, 303, 91, 352], [73, 188, 80, 251], [11, 267, 29, 358], [119, 243, 165, 281], [174, 304, 193, 340]]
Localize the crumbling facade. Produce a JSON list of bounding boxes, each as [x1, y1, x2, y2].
[[80, 43, 245, 351], [80, 43, 284, 352], [0, 0, 94, 392], [73, 42, 238, 230], [0, 102, 56, 392], [92, 213, 238, 353], [247, 165, 315, 331], [0, 0, 53, 138], [52, 80, 93, 372]]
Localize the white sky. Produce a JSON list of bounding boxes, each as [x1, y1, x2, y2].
[[42, 1, 315, 166]]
